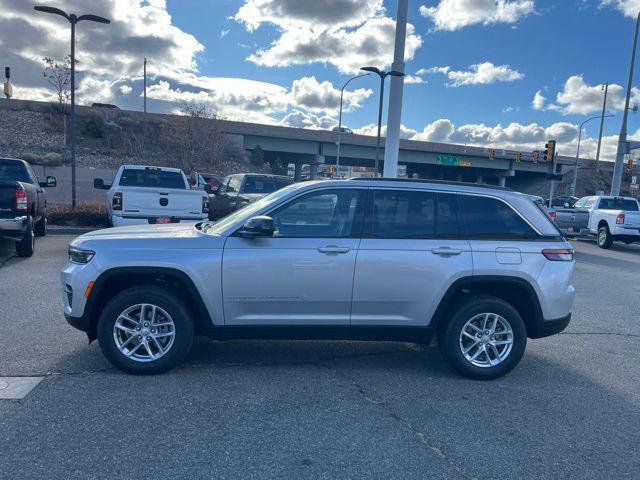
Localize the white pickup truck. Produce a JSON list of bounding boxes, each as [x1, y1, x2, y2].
[[94, 165, 209, 227], [575, 195, 640, 248]]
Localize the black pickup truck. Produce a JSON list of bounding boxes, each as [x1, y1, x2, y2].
[[0, 158, 56, 257]]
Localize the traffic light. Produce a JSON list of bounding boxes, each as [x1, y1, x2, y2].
[[627, 157, 634, 173], [533, 151, 540, 163], [545, 140, 556, 162], [488, 148, 495, 160], [515, 152, 522, 163]]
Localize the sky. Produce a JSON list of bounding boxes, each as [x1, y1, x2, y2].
[[3, 0, 640, 160]]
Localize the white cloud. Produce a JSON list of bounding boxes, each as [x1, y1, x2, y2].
[[601, 0, 640, 17], [290, 76, 372, 113], [119, 85, 133, 95], [281, 110, 337, 130], [220, 29, 230, 38], [234, 1, 423, 74], [404, 75, 427, 84], [544, 75, 640, 115], [532, 90, 546, 110], [426, 62, 524, 87], [354, 123, 418, 139], [420, 0, 535, 31]]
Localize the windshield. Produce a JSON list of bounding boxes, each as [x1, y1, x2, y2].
[[0, 160, 30, 183], [243, 176, 292, 194], [205, 183, 302, 235]]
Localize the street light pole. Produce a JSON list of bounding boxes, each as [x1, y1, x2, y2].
[[336, 73, 370, 173], [595, 82, 609, 172], [612, 11, 640, 196], [143, 57, 147, 113], [571, 114, 614, 196], [360, 67, 405, 176], [34, 6, 110, 210]]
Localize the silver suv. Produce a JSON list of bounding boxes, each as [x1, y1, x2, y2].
[[61, 179, 575, 379]]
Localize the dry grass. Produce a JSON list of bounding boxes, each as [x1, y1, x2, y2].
[[48, 203, 110, 227]]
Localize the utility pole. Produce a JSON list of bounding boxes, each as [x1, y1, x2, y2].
[[595, 82, 608, 172], [382, 0, 408, 178], [143, 57, 147, 113], [612, 12, 640, 196]]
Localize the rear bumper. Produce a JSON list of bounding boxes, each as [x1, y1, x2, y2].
[[529, 313, 571, 339], [0, 215, 28, 238], [611, 225, 640, 237], [112, 215, 206, 227], [558, 227, 589, 237]]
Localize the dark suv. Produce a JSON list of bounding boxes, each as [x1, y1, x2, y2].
[[209, 173, 292, 219]]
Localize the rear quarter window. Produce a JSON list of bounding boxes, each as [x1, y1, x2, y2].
[[459, 194, 538, 239]]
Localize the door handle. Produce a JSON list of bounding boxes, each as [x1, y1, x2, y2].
[[318, 246, 350, 254], [431, 247, 463, 256]]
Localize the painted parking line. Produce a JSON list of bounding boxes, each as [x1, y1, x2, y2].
[[0, 377, 44, 400]]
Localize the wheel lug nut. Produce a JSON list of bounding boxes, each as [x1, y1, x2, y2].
[[135, 327, 140, 331], [137, 335, 142, 339], [144, 322, 149, 327], [146, 337, 151, 341], [151, 329, 156, 334]]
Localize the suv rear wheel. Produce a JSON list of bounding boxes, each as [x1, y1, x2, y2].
[[597, 225, 614, 249], [97, 286, 194, 374], [438, 296, 527, 380]]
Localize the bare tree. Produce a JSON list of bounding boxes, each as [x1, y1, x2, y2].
[[43, 56, 75, 108], [165, 102, 230, 173]]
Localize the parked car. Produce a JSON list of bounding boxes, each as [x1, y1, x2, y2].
[[191, 172, 223, 191], [548, 196, 579, 208], [62, 178, 575, 379], [209, 173, 293, 219], [0, 158, 56, 257], [94, 165, 209, 227], [576, 195, 640, 248]]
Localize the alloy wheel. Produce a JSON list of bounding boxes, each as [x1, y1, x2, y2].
[[459, 312, 514, 368], [113, 304, 176, 362]]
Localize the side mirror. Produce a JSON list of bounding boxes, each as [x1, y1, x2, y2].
[[93, 178, 110, 190], [40, 176, 57, 188], [238, 216, 275, 238], [204, 184, 213, 194], [563, 202, 570, 208]]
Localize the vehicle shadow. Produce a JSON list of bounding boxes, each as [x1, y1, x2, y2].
[[573, 250, 640, 270]]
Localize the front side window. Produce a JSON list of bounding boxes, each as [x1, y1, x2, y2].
[[270, 189, 363, 238], [459, 194, 537, 239]]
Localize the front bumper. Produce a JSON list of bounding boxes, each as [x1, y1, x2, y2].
[[0, 215, 28, 239], [65, 312, 90, 333], [528, 313, 571, 339]]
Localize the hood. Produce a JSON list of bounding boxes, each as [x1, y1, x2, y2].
[[71, 222, 226, 251]]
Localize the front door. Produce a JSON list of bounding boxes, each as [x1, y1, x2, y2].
[[222, 188, 366, 325], [352, 189, 473, 327]]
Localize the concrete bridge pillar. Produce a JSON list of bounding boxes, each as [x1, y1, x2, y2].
[[499, 177, 506, 187], [477, 175, 484, 183]]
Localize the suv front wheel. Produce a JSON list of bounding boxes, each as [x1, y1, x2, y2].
[[438, 296, 527, 380], [97, 286, 194, 374]]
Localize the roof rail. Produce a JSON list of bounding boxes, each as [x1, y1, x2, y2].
[[346, 177, 513, 191]]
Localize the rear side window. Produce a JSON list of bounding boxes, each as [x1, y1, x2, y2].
[[0, 160, 30, 183], [119, 169, 185, 189], [243, 176, 292, 194], [459, 195, 537, 239], [598, 198, 639, 211], [370, 190, 460, 239]]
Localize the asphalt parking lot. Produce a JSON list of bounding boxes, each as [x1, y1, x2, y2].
[[0, 235, 639, 479]]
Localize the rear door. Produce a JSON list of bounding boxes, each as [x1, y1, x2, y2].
[[351, 188, 473, 327]]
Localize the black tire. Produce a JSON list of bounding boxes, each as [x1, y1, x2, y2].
[[437, 296, 527, 380], [97, 285, 195, 375], [34, 214, 47, 237], [597, 225, 614, 249], [15, 219, 35, 257]]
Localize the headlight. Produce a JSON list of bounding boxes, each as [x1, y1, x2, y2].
[[68, 246, 95, 264]]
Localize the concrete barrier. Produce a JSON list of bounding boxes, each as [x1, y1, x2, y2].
[[32, 165, 116, 206]]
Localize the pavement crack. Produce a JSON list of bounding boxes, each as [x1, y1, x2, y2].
[[560, 331, 640, 338], [327, 366, 477, 480]]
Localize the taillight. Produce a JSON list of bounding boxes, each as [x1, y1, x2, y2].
[[548, 210, 557, 222], [616, 213, 625, 225], [15, 188, 27, 211], [112, 192, 123, 211], [202, 196, 209, 214], [542, 249, 574, 261]]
